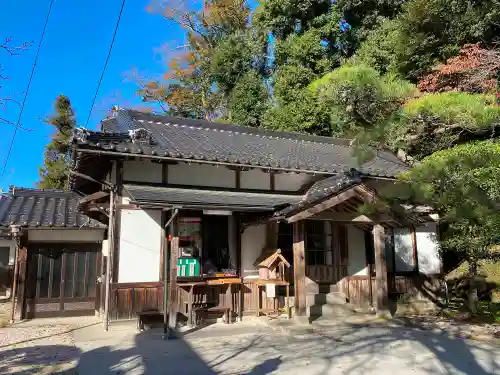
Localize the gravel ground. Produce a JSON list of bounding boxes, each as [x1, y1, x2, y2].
[[0, 324, 80, 374], [1, 317, 500, 374]]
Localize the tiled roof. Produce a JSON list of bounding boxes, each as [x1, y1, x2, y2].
[[275, 172, 362, 217], [0, 188, 105, 229], [71, 108, 409, 177], [124, 184, 302, 211]]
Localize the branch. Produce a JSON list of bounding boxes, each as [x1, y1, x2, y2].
[[0, 117, 34, 131], [0, 37, 32, 56], [0, 64, 9, 80], [0, 96, 21, 111]]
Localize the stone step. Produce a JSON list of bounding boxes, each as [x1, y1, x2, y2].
[[306, 283, 334, 294], [306, 292, 347, 307], [307, 303, 356, 318]]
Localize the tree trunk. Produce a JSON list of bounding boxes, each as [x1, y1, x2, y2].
[[468, 259, 478, 315]]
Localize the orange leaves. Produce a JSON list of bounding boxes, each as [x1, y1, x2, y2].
[[418, 44, 500, 94]]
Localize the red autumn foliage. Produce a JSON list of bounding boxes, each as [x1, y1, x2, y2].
[[418, 44, 500, 94]]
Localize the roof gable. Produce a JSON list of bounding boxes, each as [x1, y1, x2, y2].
[[72, 108, 409, 177]]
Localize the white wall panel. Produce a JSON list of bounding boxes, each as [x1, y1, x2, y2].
[[416, 223, 441, 275], [168, 163, 235, 188], [240, 169, 271, 190], [0, 239, 15, 265], [241, 224, 266, 279], [274, 173, 313, 192], [347, 226, 367, 275], [118, 209, 162, 283], [123, 160, 163, 183], [394, 228, 415, 272]]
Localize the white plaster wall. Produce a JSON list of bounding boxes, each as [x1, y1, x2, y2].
[[28, 229, 105, 243], [347, 226, 367, 276], [118, 209, 162, 283], [241, 224, 266, 279], [123, 160, 162, 183], [0, 239, 15, 265], [168, 163, 235, 188], [274, 173, 314, 192], [393, 228, 415, 272], [416, 223, 441, 275], [240, 169, 271, 190]]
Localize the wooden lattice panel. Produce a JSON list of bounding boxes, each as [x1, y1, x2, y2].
[[64, 301, 95, 311]]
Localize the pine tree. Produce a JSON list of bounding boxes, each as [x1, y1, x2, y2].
[[37, 95, 76, 189]]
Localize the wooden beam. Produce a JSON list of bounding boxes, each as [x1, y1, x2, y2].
[[235, 169, 241, 189], [353, 185, 377, 203], [331, 222, 340, 288], [265, 221, 278, 248], [303, 211, 394, 223], [78, 191, 110, 205], [293, 221, 306, 317], [112, 160, 123, 282], [162, 162, 168, 184], [159, 211, 166, 281], [287, 189, 357, 223], [168, 216, 179, 333], [14, 247, 28, 320], [411, 227, 419, 272], [373, 224, 389, 316]]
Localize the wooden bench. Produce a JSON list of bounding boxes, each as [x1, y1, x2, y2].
[[186, 301, 231, 325], [137, 309, 163, 331], [193, 305, 231, 325]]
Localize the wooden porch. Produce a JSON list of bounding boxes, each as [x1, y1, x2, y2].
[[103, 175, 443, 322], [109, 280, 289, 321]]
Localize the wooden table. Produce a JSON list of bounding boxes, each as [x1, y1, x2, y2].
[[254, 279, 291, 319], [178, 278, 243, 326]]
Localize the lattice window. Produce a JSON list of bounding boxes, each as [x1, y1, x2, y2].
[[305, 221, 332, 266]]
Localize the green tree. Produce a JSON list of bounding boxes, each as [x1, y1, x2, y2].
[[144, 0, 253, 120], [399, 141, 500, 312], [336, 0, 404, 41], [357, 0, 500, 81], [391, 92, 500, 160], [38, 95, 76, 189], [228, 70, 268, 126]]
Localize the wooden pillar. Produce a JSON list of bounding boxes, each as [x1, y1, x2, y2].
[[293, 221, 306, 317], [103, 188, 116, 331], [265, 221, 278, 249], [112, 160, 123, 282], [373, 224, 389, 315], [14, 247, 28, 320], [167, 217, 179, 333], [331, 223, 340, 285]]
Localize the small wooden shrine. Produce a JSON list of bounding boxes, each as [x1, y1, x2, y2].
[[254, 248, 291, 281]]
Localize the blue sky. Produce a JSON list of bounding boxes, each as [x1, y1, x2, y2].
[[0, 0, 180, 191]]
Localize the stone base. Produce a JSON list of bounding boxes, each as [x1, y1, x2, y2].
[[0, 301, 13, 326], [294, 315, 310, 325]]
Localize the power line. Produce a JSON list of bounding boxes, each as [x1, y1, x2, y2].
[[85, 0, 126, 127], [0, 0, 55, 182]]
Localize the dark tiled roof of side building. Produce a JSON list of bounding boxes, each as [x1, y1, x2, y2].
[[0, 188, 105, 229], [71, 108, 409, 178]]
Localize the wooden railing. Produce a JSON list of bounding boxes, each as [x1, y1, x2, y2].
[[110, 282, 164, 320], [109, 280, 285, 320], [306, 265, 336, 283]]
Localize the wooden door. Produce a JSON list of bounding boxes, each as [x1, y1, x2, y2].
[[25, 243, 101, 318]]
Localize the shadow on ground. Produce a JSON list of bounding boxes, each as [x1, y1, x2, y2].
[[0, 320, 499, 374]]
